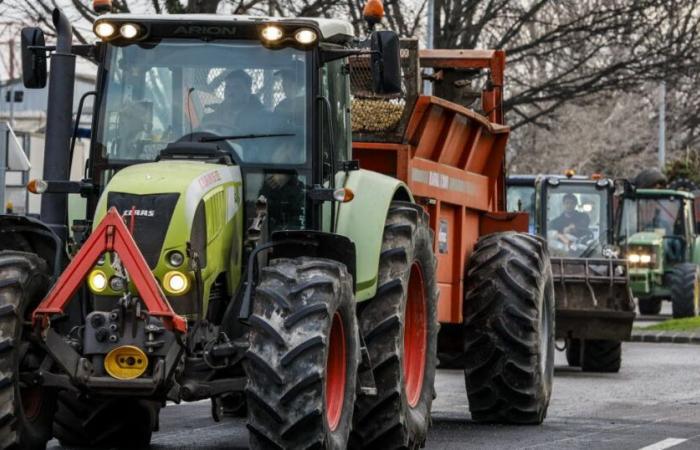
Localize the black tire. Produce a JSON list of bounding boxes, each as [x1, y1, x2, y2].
[[463, 232, 555, 424], [565, 339, 580, 367], [53, 391, 160, 447], [245, 257, 359, 450], [580, 340, 622, 373], [670, 263, 700, 319], [638, 297, 662, 315], [0, 251, 56, 450], [350, 201, 439, 449], [221, 391, 247, 417]]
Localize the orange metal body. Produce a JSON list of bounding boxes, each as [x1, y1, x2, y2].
[[352, 49, 526, 324]]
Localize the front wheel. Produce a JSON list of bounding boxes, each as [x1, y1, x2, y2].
[[0, 252, 56, 450], [670, 263, 700, 318], [245, 257, 359, 450], [580, 340, 621, 373], [463, 232, 555, 424], [350, 202, 439, 449]]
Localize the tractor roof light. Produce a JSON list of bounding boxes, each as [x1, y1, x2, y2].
[[163, 271, 189, 295], [94, 21, 116, 39], [88, 270, 108, 293], [119, 23, 141, 39], [27, 179, 48, 194], [295, 28, 318, 45], [261, 25, 284, 42]]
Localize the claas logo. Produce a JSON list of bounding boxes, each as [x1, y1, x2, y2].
[[122, 209, 155, 217]]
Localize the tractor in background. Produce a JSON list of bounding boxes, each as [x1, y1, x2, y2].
[[617, 185, 700, 318], [507, 174, 634, 372]]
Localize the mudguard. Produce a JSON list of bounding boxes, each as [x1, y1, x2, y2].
[[334, 169, 413, 301], [0, 214, 64, 278]]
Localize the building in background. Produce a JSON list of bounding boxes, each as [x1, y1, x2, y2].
[[0, 20, 96, 216]]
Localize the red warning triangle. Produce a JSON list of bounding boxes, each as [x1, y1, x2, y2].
[[33, 207, 187, 333]]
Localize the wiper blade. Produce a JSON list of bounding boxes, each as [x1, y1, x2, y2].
[[199, 133, 295, 142]]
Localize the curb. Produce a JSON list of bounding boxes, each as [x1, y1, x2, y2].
[[628, 330, 700, 344]]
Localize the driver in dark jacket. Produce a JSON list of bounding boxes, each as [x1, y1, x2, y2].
[[550, 193, 590, 246]]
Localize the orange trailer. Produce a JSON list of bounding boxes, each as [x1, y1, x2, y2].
[[350, 42, 555, 424], [352, 46, 527, 323]]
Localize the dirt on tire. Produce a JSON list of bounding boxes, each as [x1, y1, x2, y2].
[[463, 232, 555, 424], [350, 201, 439, 449], [245, 257, 359, 450], [0, 251, 55, 450]]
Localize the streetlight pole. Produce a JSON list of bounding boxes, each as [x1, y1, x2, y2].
[[658, 81, 666, 170]]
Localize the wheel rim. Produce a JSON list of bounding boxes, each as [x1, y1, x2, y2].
[[404, 263, 427, 408], [21, 386, 43, 422], [326, 312, 346, 432]]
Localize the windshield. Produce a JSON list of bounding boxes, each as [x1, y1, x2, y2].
[[619, 197, 684, 240], [96, 39, 309, 165], [545, 183, 610, 257], [506, 185, 536, 234]]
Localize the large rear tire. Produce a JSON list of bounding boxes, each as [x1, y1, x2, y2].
[[245, 257, 359, 450], [350, 201, 439, 449], [638, 297, 662, 315], [53, 392, 160, 447], [580, 340, 621, 373], [463, 232, 555, 424], [0, 251, 56, 450], [670, 263, 699, 318]]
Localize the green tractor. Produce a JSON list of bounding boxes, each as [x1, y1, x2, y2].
[[617, 186, 700, 318], [0, 6, 444, 450], [507, 174, 634, 372]]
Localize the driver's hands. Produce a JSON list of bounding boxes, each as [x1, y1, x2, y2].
[[264, 174, 291, 189]]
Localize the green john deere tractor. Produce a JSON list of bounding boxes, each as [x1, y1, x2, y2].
[[617, 187, 700, 318], [0, 7, 442, 449]]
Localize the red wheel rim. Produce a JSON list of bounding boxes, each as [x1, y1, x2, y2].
[[326, 312, 346, 431], [21, 386, 43, 422], [404, 263, 427, 408]]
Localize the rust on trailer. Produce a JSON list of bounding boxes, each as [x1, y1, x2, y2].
[[352, 48, 518, 323]]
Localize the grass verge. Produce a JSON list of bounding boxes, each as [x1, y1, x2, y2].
[[638, 316, 700, 332]]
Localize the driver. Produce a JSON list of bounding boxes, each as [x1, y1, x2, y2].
[[549, 193, 591, 246], [201, 70, 265, 135]]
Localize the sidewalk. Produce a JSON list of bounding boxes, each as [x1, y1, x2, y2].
[[628, 330, 700, 344]]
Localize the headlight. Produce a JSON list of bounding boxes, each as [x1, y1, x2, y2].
[[628, 254, 641, 264], [109, 276, 126, 291], [163, 271, 189, 295], [94, 22, 116, 39], [119, 23, 141, 39], [294, 28, 317, 45], [88, 270, 108, 292], [167, 251, 185, 268], [261, 25, 284, 42], [640, 254, 652, 264]]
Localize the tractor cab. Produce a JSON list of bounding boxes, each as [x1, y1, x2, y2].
[[617, 189, 695, 267], [507, 173, 614, 257], [542, 177, 613, 258]]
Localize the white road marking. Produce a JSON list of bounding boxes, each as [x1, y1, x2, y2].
[[638, 438, 688, 450]]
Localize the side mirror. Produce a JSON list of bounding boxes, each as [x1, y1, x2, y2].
[[21, 27, 47, 89], [370, 30, 401, 95]]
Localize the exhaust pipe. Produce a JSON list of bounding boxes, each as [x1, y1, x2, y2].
[[40, 8, 76, 242]]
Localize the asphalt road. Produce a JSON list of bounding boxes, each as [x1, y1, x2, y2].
[[49, 341, 700, 450]]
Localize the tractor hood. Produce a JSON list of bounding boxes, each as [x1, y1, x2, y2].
[[626, 231, 663, 247], [91, 160, 243, 312]]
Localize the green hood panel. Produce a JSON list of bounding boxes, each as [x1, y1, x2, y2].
[[626, 231, 663, 247]]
